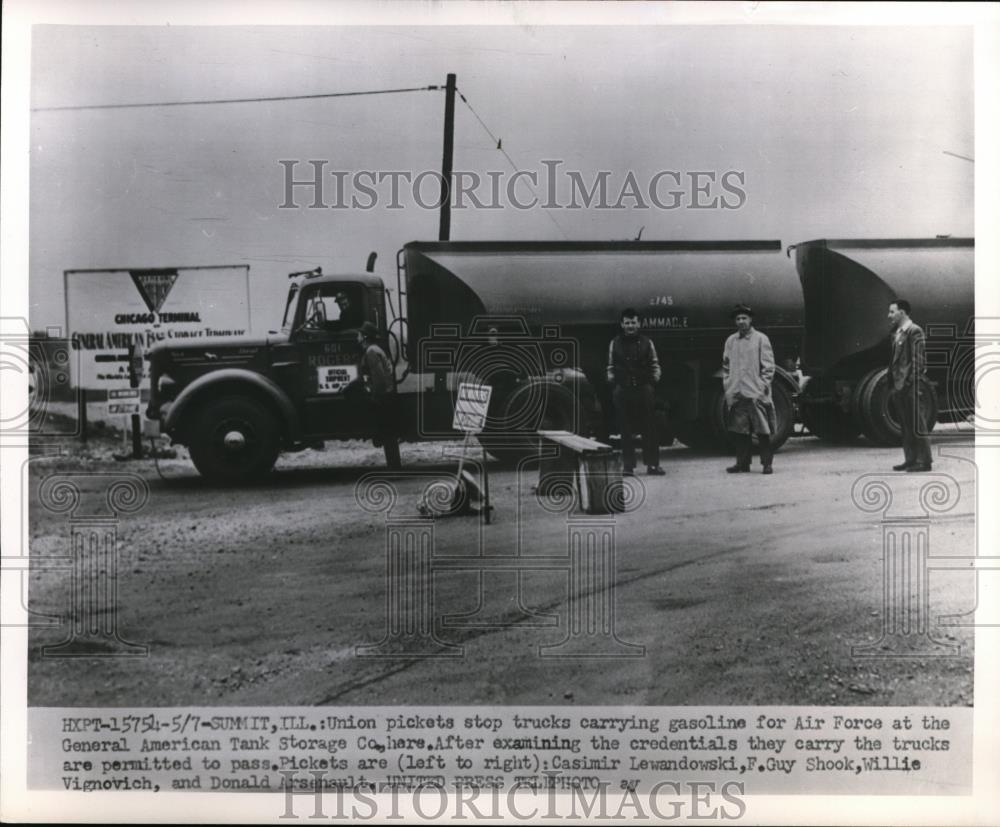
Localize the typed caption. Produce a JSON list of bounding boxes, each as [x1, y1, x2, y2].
[[31, 706, 969, 799]]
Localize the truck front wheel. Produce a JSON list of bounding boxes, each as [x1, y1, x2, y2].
[[188, 396, 281, 482]]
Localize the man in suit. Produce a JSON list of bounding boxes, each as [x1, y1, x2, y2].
[[888, 299, 932, 472]]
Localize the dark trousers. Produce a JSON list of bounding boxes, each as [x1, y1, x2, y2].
[[892, 386, 932, 467], [732, 433, 773, 469], [372, 394, 401, 469], [613, 384, 659, 470]]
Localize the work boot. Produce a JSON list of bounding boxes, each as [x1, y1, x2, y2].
[[758, 435, 773, 474], [646, 466, 665, 476], [727, 435, 751, 473], [893, 462, 912, 471]]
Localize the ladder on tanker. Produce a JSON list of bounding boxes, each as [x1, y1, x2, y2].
[[389, 248, 408, 374]]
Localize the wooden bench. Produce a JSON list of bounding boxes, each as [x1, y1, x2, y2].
[[536, 430, 624, 514]]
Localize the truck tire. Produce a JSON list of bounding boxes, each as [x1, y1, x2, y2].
[[478, 386, 577, 467], [853, 367, 938, 447], [800, 401, 861, 442], [188, 396, 281, 482]]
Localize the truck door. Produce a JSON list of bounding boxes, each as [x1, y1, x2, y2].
[[292, 282, 369, 436]]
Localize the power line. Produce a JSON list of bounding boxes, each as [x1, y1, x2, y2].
[[32, 85, 440, 113], [457, 88, 569, 240], [942, 150, 974, 163]]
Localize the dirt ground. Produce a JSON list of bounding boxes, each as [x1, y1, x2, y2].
[[25, 419, 976, 708]]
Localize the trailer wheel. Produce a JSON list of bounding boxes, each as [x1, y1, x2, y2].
[[188, 396, 281, 482], [679, 379, 795, 453], [478, 385, 577, 467], [800, 401, 861, 442], [854, 368, 937, 447], [767, 379, 795, 450]]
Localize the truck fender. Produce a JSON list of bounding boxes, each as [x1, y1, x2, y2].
[[164, 368, 300, 441], [548, 366, 599, 413]]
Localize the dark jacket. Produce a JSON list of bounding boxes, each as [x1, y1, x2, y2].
[[361, 343, 395, 396], [607, 333, 662, 388], [889, 322, 926, 391]]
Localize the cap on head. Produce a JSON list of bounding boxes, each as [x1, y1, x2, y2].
[[731, 303, 753, 320], [360, 321, 378, 338]]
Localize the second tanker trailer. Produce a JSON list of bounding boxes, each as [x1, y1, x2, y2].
[[792, 237, 975, 445]]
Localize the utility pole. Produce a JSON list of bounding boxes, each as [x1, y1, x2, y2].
[[439, 73, 456, 241]]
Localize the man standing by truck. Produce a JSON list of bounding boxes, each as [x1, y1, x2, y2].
[[723, 304, 776, 474], [358, 321, 401, 469], [607, 308, 665, 476], [888, 299, 932, 472]]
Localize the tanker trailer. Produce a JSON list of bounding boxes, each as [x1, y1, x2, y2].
[[792, 237, 974, 445], [398, 240, 803, 459]]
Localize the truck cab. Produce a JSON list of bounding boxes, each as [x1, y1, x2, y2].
[[146, 269, 392, 481]]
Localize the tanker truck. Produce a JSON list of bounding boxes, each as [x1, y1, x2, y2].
[[146, 239, 804, 481], [792, 237, 975, 445]]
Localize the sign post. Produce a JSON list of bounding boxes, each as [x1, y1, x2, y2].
[[451, 383, 493, 523], [107, 388, 141, 460], [128, 340, 143, 458]]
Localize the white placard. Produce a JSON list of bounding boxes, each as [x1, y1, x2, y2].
[[452, 382, 492, 433], [316, 364, 357, 394], [106, 388, 140, 416]]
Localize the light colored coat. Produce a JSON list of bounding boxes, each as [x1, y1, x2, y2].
[[722, 328, 775, 406]]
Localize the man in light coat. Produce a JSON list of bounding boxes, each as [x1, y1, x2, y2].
[[888, 299, 932, 472], [722, 304, 776, 474]]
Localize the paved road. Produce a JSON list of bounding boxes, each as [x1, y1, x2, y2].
[[27, 434, 976, 707]]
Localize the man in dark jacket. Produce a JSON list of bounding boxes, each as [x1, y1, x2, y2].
[[607, 308, 664, 476], [358, 321, 401, 469], [888, 299, 932, 472]]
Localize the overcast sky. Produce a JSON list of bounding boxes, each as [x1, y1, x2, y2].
[[28, 24, 973, 331]]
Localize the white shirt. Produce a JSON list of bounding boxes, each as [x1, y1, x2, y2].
[[894, 317, 912, 345]]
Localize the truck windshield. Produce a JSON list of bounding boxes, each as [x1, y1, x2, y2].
[[281, 286, 299, 330]]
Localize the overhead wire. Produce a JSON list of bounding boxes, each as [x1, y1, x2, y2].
[[457, 88, 570, 239], [34, 80, 571, 237], [31, 85, 440, 113]]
